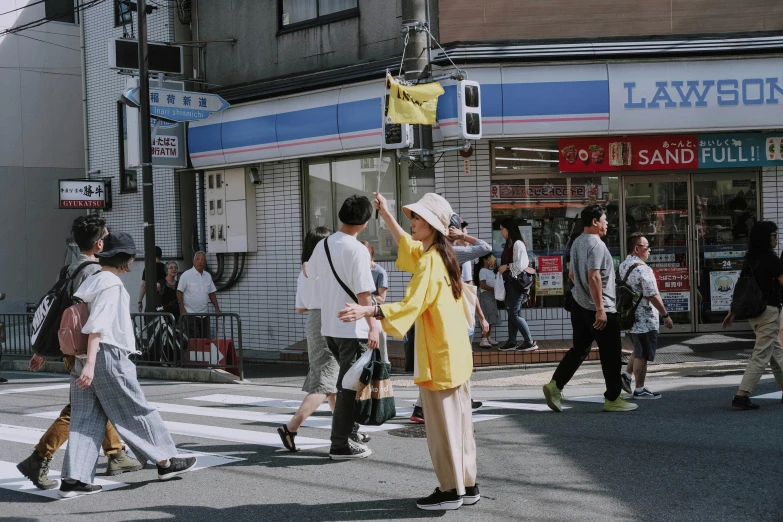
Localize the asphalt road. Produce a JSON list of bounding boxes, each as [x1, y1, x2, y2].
[[0, 364, 781, 522]]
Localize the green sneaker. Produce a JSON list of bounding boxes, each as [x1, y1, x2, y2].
[[542, 380, 562, 412], [603, 396, 638, 412]]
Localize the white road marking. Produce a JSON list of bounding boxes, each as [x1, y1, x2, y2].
[[0, 384, 70, 395], [187, 394, 333, 412], [480, 400, 572, 411], [751, 391, 782, 400], [565, 395, 605, 404], [25, 412, 331, 450], [0, 460, 126, 501]]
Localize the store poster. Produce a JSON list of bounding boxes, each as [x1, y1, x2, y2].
[[709, 270, 740, 312], [536, 256, 564, 296], [653, 267, 690, 312], [558, 135, 698, 173]]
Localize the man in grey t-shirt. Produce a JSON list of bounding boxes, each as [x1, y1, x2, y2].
[[542, 204, 637, 413]]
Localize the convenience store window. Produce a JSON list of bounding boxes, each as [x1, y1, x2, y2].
[[305, 152, 411, 261], [491, 141, 620, 308]]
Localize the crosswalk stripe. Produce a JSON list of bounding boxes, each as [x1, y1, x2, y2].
[[480, 400, 571, 411], [187, 394, 332, 411], [0, 384, 70, 396], [26, 412, 331, 450], [0, 460, 126, 501], [0, 422, 245, 468], [751, 391, 782, 400], [183, 394, 504, 426]]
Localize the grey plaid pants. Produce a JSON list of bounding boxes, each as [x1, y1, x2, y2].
[[62, 344, 176, 483]]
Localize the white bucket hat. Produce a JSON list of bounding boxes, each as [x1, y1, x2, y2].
[[403, 193, 453, 236]]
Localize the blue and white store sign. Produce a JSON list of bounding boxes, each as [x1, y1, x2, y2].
[[188, 57, 783, 169], [609, 58, 783, 132]]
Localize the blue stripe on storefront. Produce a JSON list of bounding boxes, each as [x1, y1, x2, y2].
[[503, 80, 609, 116], [189, 80, 609, 158], [338, 98, 382, 134], [220, 114, 277, 151]]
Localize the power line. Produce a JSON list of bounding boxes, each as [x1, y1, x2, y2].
[[13, 32, 81, 52], [0, 0, 47, 19]]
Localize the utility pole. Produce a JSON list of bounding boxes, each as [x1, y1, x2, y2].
[[137, 0, 158, 312], [401, 0, 434, 168]]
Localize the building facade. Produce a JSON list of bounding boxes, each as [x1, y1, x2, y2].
[[83, 1, 783, 356], [0, 0, 88, 313]]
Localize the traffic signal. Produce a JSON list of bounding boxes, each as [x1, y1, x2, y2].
[[382, 94, 413, 149], [458, 80, 482, 140]]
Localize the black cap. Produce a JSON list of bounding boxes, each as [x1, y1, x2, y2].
[[96, 232, 137, 257], [338, 195, 373, 225]]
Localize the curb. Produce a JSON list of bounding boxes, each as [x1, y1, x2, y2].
[[0, 359, 245, 385]]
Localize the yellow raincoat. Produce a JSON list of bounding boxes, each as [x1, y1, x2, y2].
[[379, 233, 473, 391]]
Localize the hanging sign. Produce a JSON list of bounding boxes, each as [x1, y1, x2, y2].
[[386, 73, 444, 125], [709, 270, 740, 312], [535, 256, 564, 296], [59, 179, 106, 209]]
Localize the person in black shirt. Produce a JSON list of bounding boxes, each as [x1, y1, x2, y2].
[[158, 261, 180, 319], [138, 246, 166, 312], [723, 221, 783, 410]]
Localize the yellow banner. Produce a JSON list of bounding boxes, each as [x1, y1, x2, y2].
[[387, 74, 444, 125]]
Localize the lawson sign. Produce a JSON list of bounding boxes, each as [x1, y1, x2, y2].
[[609, 58, 783, 132]]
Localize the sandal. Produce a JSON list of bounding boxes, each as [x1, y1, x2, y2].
[[277, 424, 299, 452]]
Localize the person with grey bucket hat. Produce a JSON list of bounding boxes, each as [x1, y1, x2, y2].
[[59, 232, 197, 498]]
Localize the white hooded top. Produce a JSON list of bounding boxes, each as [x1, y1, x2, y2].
[[74, 271, 138, 355]]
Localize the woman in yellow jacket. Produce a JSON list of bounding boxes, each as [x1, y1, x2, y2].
[[338, 192, 478, 511]]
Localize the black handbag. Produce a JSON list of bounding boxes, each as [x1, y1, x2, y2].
[[563, 288, 574, 312], [504, 270, 535, 295], [354, 350, 396, 426]]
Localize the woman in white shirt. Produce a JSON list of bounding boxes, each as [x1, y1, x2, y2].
[[475, 253, 500, 348], [61, 233, 196, 498], [497, 219, 539, 352], [278, 227, 341, 452]]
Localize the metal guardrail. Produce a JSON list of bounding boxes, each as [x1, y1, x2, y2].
[[0, 313, 34, 357], [179, 312, 244, 380], [0, 312, 243, 380]]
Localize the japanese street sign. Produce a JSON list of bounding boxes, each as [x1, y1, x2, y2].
[[123, 87, 229, 122], [126, 78, 187, 168], [59, 180, 106, 209]]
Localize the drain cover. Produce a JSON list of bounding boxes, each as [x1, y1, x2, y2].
[[388, 425, 427, 438]]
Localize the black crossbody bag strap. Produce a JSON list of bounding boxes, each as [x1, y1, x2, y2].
[[324, 237, 358, 304]]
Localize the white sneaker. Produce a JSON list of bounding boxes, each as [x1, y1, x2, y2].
[[479, 338, 491, 348], [632, 387, 661, 400], [488, 337, 499, 346]]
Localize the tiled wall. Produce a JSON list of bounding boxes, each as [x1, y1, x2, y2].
[[83, 3, 181, 260]]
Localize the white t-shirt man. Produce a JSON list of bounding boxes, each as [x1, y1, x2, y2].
[[307, 231, 376, 339], [177, 267, 217, 313]]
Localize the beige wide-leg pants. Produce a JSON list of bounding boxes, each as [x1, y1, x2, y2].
[[419, 381, 477, 495], [740, 305, 783, 394]]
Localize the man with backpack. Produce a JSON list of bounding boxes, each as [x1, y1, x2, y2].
[[618, 233, 673, 400], [542, 204, 637, 413], [17, 215, 142, 490]]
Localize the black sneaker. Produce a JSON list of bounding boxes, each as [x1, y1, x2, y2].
[[416, 488, 463, 511], [410, 405, 424, 423], [621, 372, 633, 394], [463, 484, 480, 506], [732, 395, 760, 410], [58, 480, 102, 498], [518, 341, 539, 352], [350, 432, 371, 444], [497, 341, 517, 352], [329, 443, 372, 460], [471, 400, 483, 411], [0, 377, 7, 384], [157, 456, 197, 481]]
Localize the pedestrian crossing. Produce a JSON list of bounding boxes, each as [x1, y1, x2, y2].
[[0, 386, 565, 501]]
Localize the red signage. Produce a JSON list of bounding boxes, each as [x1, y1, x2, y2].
[[538, 256, 563, 274], [559, 135, 698, 173], [653, 267, 690, 292], [491, 184, 603, 201]]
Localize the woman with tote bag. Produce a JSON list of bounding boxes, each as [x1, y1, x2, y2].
[[338, 192, 479, 512]]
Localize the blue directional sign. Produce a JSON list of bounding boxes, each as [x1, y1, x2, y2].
[[123, 87, 229, 122]]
